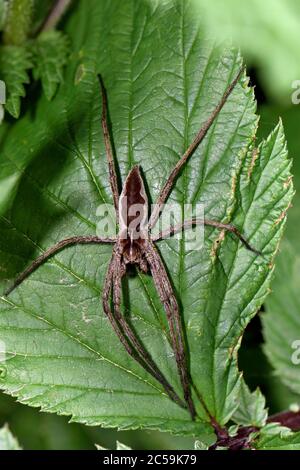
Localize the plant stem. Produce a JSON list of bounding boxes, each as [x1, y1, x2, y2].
[[38, 0, 72, 34], [210, 409, 300, 450], [268, 410, 300, 431]]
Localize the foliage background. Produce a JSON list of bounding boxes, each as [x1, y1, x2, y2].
[[0, 0, 299, 449]]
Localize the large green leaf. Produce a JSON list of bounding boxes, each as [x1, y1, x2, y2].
[[0, 0, 292, 435]]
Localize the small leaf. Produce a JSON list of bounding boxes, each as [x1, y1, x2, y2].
[[95, 444, 106, 450], [3, 0, 34, 45], [227, 424, 239, 437], [33, 31, 69, 101], [232, 382, 268, 428], [194, 432, 216, 449], [0, 424, 22, 450], [194, 440, 209, 450], [0, 45, 32, 118], [116, 441, 132, 450], [95, 441, 132, 450], [252, 423, 300, 450]]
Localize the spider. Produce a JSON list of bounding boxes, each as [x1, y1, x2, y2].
[[5, 66, 260, 420]]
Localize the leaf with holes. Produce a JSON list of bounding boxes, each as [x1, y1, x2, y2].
[[0, 0, 293, 436]]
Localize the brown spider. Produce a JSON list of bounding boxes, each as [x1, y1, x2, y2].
[[5, 66, 260, 420]]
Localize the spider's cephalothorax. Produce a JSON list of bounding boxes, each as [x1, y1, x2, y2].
[[5, 68, 261, 422]]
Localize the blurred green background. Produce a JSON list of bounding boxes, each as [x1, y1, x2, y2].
[[1, 0, 300, 449]]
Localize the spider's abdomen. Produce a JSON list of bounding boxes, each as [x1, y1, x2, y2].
[[118, 165, 149, 273], [119, 165, 149, 240]]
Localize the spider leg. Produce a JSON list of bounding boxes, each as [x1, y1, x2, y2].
[[152, 218, 262, 255], [98, 75, 120, 221], [144, 239, 196, 420], [4, 236, 116, 296], [102, 248, 187, 410], [149, 66, 244, 230]]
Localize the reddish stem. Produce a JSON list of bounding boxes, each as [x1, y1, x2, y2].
[[210, 409, 300, 450]]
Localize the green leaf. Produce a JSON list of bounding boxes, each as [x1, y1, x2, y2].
[[116, 441, 132, 450], [0, 0, 7, 31], [193, 0, 300, 102], [0, 424, 22, 450], [252, 423, 300, 450], [0, 45, 32, 118], [260, 105, 300, 397], [194, 434, 216, 450], [3, 0, 34, 45], [0, 0, 292, 435], [263, 240, 300, 394], [33, 31, 70, 101], [194, 440, 209, 450], [232, 382, 268, 428], [96, 440, 132, 450]]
